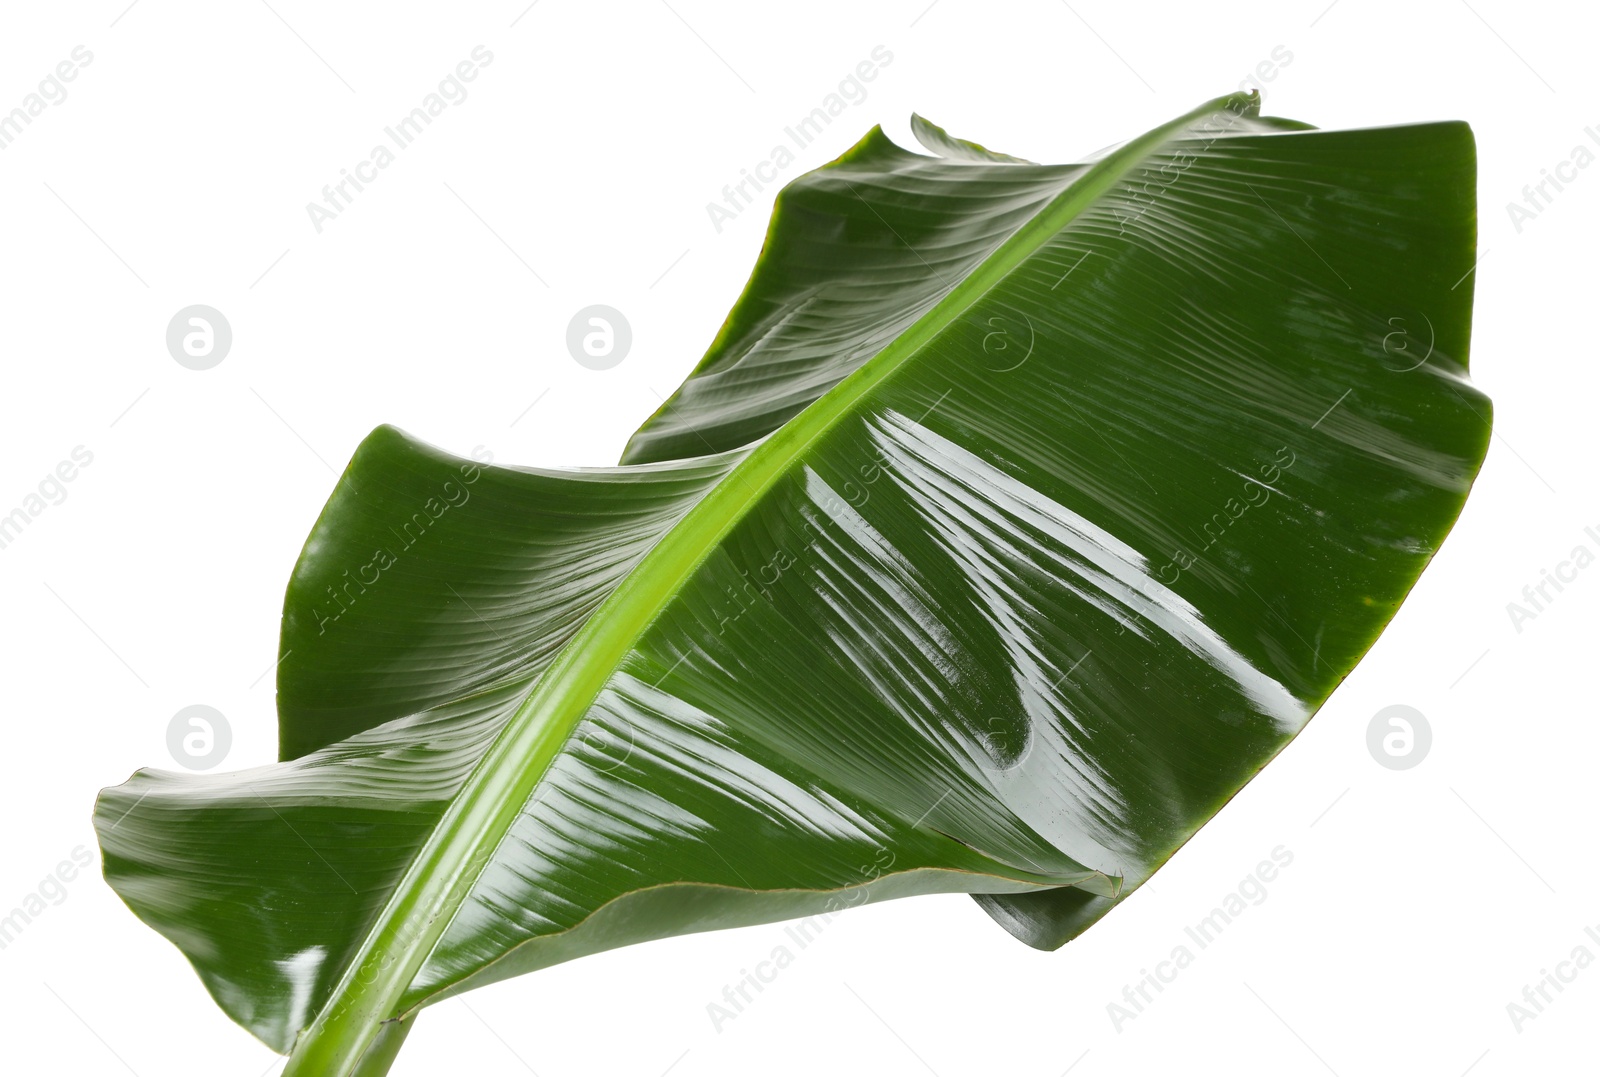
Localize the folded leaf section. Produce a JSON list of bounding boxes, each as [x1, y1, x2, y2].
[[92, 98, 1491, 1064], [276, 425, 741, 758], [622, 100, 1304, 465]]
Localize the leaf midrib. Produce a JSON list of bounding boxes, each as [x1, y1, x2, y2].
[[282, 90, 1258, 1076]]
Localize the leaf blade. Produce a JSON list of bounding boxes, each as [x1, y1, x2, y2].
[[91, 93, 1489, 1076]]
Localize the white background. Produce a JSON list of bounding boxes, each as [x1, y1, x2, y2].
[[1, 1, 1595, 1074]]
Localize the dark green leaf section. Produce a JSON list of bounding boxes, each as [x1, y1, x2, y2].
[[93, 96, 1488, 1065], [865, 118, 1487, 943], [96, 685, 518, 1051], [619, 125, 1089, 464], [622, 106, 1487, 944], [276, 428, 739, 758], [99, 437, 1112, 1053], [621, 106, 1299, 466]]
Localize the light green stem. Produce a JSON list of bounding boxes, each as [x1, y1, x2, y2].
[[281, 90, 1259, 1077], [349, 1015, 414, 1077]]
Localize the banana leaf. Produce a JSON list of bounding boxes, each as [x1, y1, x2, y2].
[[93, 92, 1489, 1076]]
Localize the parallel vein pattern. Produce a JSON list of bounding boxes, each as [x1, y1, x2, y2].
[[93, 93, 1489, 1072]]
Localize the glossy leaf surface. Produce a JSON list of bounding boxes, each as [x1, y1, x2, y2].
[[94, 93, 1489, 1075]]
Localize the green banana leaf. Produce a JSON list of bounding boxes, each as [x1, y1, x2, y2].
[[94, 91, 1489, 1076]]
